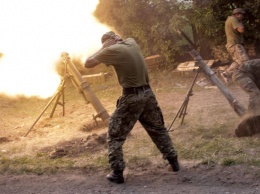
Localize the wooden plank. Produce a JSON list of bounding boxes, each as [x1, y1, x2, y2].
[[177, 60, 215, 72]]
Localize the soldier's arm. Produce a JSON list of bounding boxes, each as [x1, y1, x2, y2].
[[85, 57, 101, 68], [85, 39, 117, 68]]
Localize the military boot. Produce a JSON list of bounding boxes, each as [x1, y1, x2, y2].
[[167, 156, 180, 172], [106, 170, 124, 184]]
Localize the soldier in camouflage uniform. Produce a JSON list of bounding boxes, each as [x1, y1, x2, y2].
[[233, 59, 260, 137], [222, 8, 249, 83], [85, 31, 179, 184], [233, 59, 260, 115]]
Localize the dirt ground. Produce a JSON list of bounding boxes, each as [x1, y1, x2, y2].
[[0, 164, 259, 194], [0, 73, 260, 194]]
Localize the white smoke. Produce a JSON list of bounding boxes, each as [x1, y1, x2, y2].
[[0, 0, 109, 98]]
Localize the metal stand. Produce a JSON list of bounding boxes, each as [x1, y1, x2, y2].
[[168, 69, 200, 131], [25, 52, 111, 137], [24, 66, 84, 137]]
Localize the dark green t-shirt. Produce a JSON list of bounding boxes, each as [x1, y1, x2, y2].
[[94, 38, 149, 88], [225, 16, 244, 46]]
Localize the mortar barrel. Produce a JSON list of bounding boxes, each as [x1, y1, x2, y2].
[[60, 52, 110, 122], [189, 49, 245, 117]]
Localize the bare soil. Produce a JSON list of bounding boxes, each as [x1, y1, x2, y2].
[[0, 74, 260, 194]]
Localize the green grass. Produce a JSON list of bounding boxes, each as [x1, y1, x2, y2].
[[0, 154, 75, 174], [92, 155, 109, 168], [172, 124, 260, 166], [221, 158, 237, 166]]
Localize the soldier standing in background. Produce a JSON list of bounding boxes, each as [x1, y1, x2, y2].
[[85, 31, 179, 184], [222, 8, 250, 83]]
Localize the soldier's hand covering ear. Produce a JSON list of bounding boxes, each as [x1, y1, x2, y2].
[[102, 38, 117, 49]]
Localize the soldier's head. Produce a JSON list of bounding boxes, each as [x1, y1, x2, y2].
[[101, 31, 122, 44], [232, 8, 245, 20]]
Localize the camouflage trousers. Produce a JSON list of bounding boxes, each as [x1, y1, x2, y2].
[[225, 44, 249, 76], [232, 62, 260, 115], [107, 88, 177, 171]]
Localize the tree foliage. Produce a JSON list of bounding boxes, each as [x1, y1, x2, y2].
[[94, 0, 187, 64], [209, 0, 260, 44], [94, 0, 260, 63]]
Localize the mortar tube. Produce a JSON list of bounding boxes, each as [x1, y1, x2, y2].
[[60, 52, 110, 122], [189, 49, 245, 117]]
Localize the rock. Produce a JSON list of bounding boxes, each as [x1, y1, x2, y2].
[[235, 115, 260, 137]]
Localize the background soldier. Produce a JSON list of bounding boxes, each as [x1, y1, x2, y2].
[[222, 8, 249, 83], [85, 31, 179, 184]]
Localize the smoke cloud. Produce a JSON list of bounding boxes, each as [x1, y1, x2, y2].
[[0, 0, 109, 98]]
